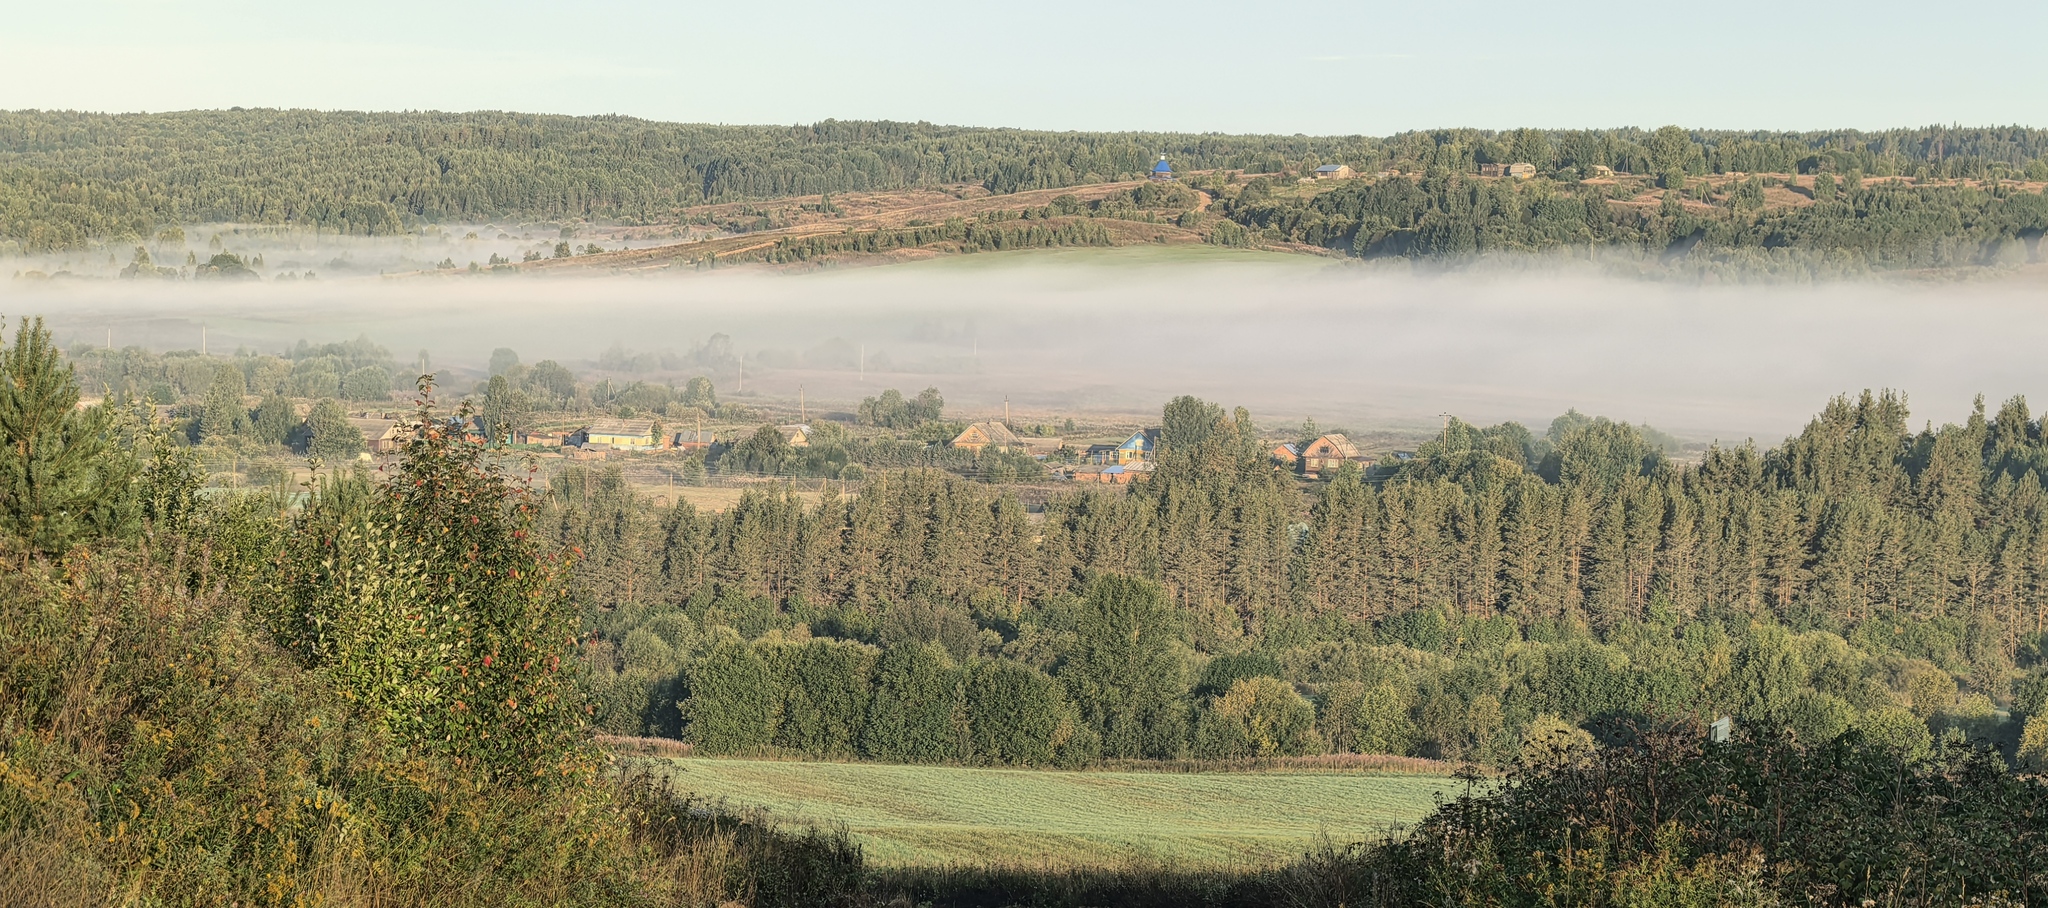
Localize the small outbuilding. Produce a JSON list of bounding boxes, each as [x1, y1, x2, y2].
[[1149, 155, 1175, 182], [1313, 164, 1354, 180]]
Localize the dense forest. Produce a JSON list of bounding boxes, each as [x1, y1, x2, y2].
[[6, 311, 2048, 906], [1207, 167, 2048, 273], [567, 393, 2048, 772], [5, 109, 2048, 260]]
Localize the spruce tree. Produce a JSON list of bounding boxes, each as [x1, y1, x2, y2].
[[0, 318, 134, 554]]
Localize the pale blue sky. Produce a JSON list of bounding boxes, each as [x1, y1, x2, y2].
[[5, 0, 2043, 133]]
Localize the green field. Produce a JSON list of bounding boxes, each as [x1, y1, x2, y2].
[[655, 757, 1465, 868]]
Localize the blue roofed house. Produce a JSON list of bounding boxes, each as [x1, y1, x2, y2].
[[1088, 428, 1160, 464], [1149, 155, 1175, 182]]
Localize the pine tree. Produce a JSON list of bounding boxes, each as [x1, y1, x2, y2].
[[0, 318, 133, 554]]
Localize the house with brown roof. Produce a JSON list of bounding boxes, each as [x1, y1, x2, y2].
[[1300, 433, 1365, 474], [950, 420, 1022, 453], [349, 417, 405, 454], [776, 424, 812, 448]]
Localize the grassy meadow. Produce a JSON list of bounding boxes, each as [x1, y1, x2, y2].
[[654, 757, 1465, 868]]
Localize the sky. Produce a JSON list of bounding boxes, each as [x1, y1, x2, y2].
[[3, 0, 2044, 134]]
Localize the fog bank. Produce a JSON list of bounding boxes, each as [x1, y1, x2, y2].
[[5, 249, 2045, 444]]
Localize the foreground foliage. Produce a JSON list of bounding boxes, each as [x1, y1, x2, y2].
[[0, 327, 863, 906]]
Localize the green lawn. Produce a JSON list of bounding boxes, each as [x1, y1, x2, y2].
[[655, 757, 1465, 868]]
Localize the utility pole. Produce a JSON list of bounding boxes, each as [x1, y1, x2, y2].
[[1004, 396, 1010, 425], [859, 344, 865, 381], [737, 359, 743, 394], [201, 325, 207, 356], [1439, 412, 1453, 445], [800, 385, 807, 424]]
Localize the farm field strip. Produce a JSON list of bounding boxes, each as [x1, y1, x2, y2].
[[655, 757, 1465, 868]]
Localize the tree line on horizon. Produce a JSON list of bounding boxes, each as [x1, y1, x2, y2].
[[5, 109, 2048, 253], [1210, 164, 2048, 274]]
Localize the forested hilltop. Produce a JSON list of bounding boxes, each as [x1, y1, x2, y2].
[[5, 109, 2048, 274]]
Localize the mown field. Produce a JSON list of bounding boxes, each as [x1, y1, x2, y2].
[[654, 757, 1465, 868]]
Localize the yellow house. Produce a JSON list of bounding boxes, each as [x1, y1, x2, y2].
[[950, 420, 1022, 453], [573, 419, 660, 449]]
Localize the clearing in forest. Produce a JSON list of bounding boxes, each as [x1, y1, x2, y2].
[[654, 757, 1465, 868]]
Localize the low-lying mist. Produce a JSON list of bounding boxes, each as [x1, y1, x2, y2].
[[5, 248, 2045, 444]]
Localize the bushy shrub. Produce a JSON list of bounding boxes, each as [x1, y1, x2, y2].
[[684, 638, 777, 753], [964, 659, 1070, 765], [863, 643, 965, 763], [764, 638, 879, 756], [265, 385, 586, 786], [1192, 677, 1321, 759]]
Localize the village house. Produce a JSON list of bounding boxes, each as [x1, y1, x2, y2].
[[1506, 162, 1536, 179], [1271, 442, 1300, 466], [950, 420, 1022, 453], [515, 429, 566, 447], [348, 417, 403, 454], [776, 424, 811, 448], [1088, 428, 1159, 465], [1117, 428, 1159, 463], [1313, 164, 1354, 180], [569, 419, 662, 450], [1149, 155, 1174, 182], [1299, 433, 1367, 474]]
